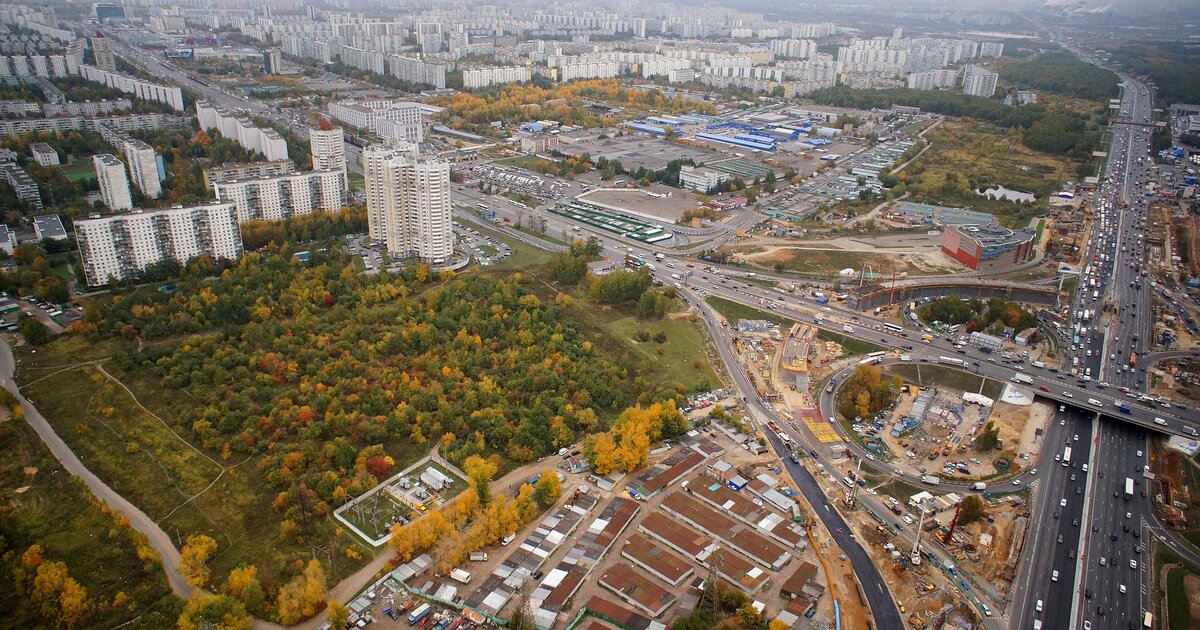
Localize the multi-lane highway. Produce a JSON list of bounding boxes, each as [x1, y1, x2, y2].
[[1011, 405, 1095, 630]]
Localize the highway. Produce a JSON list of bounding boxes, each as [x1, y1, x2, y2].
[[1011, 405, 1096, 630]]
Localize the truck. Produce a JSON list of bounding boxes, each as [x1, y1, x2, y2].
[[1031, 360, 1045, 369], [469, 551, 488, 562], [449, 568, 472, 584], [921, 334, 933, 343], [1129, 352, 1137, 367], [921, 475, 940, 485], [814, 295, 830, 305], [408, 603, 433, 626], [973, 482, 987, 491], [1011, 373, 1033, 385], [655, 253, 664, 261], [1124, 477, 1134, 499]]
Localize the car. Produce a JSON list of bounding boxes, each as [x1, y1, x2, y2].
[[1130, 559, 1138, 569], [1062, 391, 1073, 398], [1012, 479, 1022, 486], [1060, 498, 1068, 507], [1100, 557, 1107, 566], [1076, 487, 1082, 494], [1120, 584, 1126, 594], [1069, 549, 1076, 559], [1051, 570, 1059, 582], [1126, 511, 1132, 519], [1057, 534, 1064, 543]]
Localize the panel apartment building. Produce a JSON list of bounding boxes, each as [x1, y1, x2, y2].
[[363, 144, 452, 262], [213, 170, 344, 223], [75, 203, 243, 286], [196, 100, 288, 162]]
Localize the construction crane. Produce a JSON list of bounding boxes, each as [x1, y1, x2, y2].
[[941, 498, 963, 544], [911, 499, 927, 566]]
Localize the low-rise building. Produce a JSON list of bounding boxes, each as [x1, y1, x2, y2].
[[32, 214, 68, 241], [0, 161, 43, 210], [0, 224, 16, 255], [29, 142, 58, 166], [678, 165, 728, 193]]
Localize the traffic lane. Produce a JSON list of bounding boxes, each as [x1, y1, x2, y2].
[[773, 439, 905, 630]]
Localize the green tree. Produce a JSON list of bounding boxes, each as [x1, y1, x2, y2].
[[959, 495, 985, 523], [18, 314, 49, 345]]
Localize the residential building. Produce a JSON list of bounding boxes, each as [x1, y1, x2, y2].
[[74, 203, 243, 286], [90, 35, 116, 71], [195, 101, 288, 161], [30, 142, 58, 166], [962, 65, 998, 98], [123, 138, 161, 198], [0, 112, 168, 139], [32, 214, 67, 240], [79, 65, 185, 111], [907, 69, 959, 91], [93, 153, 133, 211], [363, 143, 452, 262], [308, 120, 347, 189], [213, 170, 344, 223], [462, 65, 531, 90], [42, 98, 131, 117], [202, 160, 295, 191], [327, 100, 425, 143], [979, 42, 1004, 58], [0, 161, 43, 210], [387, 54, 447, 89], [263, 49, 283, 74]]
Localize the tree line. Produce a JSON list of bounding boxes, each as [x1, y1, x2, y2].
[[999, 52, 1119, 101]]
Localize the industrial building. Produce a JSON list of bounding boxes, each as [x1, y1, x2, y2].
[[75, 203, 243, 286], [940, 223, 1036, 271]]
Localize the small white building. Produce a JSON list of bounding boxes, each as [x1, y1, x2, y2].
[[420, 467, 452, 491], [30, 142, 59, 166]]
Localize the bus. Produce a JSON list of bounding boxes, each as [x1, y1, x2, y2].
[[867, 351, 887, 359], [859, 356, 881, 366], [1062, 447, 1072, 467], [938, 356, 966, 367], [883, 323, 904, 333], [477, 203, 489, 211], [1125, 477, 1134, 499]]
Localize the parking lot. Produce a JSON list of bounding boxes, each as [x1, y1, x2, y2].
[[558, 135, 720, 173]]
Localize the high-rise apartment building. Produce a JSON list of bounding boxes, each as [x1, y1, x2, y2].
[[364, 144, 452, 262], [90, 35, 116, 72], [123, 138, 161, 198], [213, 170, 344, 223], [263, 49, 283, 74], [309, 120, 347, 189], [93, 153, 133, 211], [962, 65, 998, 98], [75, 203, 243, 286]]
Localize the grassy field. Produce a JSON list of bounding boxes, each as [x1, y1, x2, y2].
[[903, 119, 1087, 227], [882, 363, 1004, 399], [604, 312, 723, 392], [348, 171, 365, 192], [903, 119, 933, 135], [496, 154, 564, 173], [0, 412, 180, 628], [704, 295, 790, 327], [58, 158, 95, 183], [463, 219, 553, 270], [726, 247, 960, 278], [817, 329, 885, 357]]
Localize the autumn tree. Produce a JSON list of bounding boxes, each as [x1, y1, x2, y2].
[[30, 560, 89, 627], [326, 600, 350, 628], [533, 470, 562, 509], [227, 565, 265, 612], [275, 559, 327, 624], [464, 454, 499, 506], [959, 495, 985, 524], [177, 593, 253, 630], [584, 432, 619, 475], [178, 534, 218, 589]]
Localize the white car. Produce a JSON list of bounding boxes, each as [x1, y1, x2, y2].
[[1051, 570, 1059, 582], [1060, 498, 1068, 507], [1119, 584, 1126, 594], [1126, 511, 1132, 519], [1130, 559, 1138, 569]]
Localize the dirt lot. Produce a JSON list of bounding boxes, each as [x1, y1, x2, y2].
[[728, 243, 966, 277], [577, 186, 699, 222]]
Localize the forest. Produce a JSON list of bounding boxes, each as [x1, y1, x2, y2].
[[836, 364, 902, 422], [807, 86, 1104, 159], [999, 52, 1119, 101], [917, 297, 1039, 336], [1109, 43, 1200, 105]]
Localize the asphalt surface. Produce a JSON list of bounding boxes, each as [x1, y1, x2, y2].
[[1011, 405, 1095, 630]]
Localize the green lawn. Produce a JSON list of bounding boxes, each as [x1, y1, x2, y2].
[[0, 410, 180, 628], [604, 312, 722, 392], [882, 364, 1004, 399], [463, 220, 552, 270], [348, 171, 365, 192], [704, 295, 790, 327], [58, 159, 96, 183], [495, 155, 563, 173]]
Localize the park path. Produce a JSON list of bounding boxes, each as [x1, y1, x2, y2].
[[0, 339, 396, 630]]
